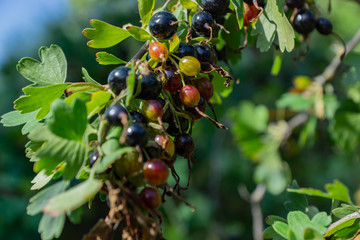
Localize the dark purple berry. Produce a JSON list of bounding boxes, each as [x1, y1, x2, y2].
[[125, 123, 148, 147], [293, 9, 316, 35], [149, 11, 178, 39], [136, 73, 161, 100], [243, 0, 265, 7], [89, 150, 99, 167], [105, 104, 128, 126], [165, 117, 189, 137], [175, 43, 196, 58], [193, 43, 217, 64], [185, 97, 207, 120], [108, 66, 130, 95], [192, 11, 214, 38], [129, 111, 147, 125], [175, 133, 194, 158], [201, 0, 230, 18], [285, 0, 305, 9], [316, 18, 333, 36]]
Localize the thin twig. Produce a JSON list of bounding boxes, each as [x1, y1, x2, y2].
[[130, 40, 150, 62]]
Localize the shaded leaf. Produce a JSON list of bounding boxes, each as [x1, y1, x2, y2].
[[127, 26, 153, 41], [82, 67, 101, 85], [1, 110, 37, 127], [95, 147, 137, 173], [86, 91, 112, 118], [96, 52, 127, 65], [39, 213, 66, 240], [273, 221, 291, 239], [230, 0, 244, 30]]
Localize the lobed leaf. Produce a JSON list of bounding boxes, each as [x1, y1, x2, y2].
[[83, 19, 131, 48], [230, 0, 244, 30], [82, 67, 101, 85], [138, 0, 156, 27], [96, 52, 127, 65], [39, 213, 66, 240], [126, 26, 153, 41], [86, 91, 112, 118]]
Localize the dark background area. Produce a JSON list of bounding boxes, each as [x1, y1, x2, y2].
[[1, 0, 360, 239]]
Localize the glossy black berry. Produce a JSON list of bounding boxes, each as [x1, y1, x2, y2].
[[285, 0, 304, 9], [192, 11, 214, 37], [108, 66, 130, 95], [165, 117, 189, 137], [293, 9, 316, 35], [105, 104, 128, 126], [129, 111, 147, 125], [316, 18, 333, 36], [89, 150, 99, 168], [125, 123, 148, 147], [193, 43, 217, 64], [243, 0, 265, 7], [175, 43, 196, 58], [136, 73, 162, 100], [149, 11, 178, 39], [175, 133, 194, 158], [201, 0, 230, 18]]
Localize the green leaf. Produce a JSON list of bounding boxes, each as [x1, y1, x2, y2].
[[82, 67, 101, 85], [298, 116, 317, 148], [27, 181, 69, 216], [210, 70, 233, 104], [170, 34, 180, 53], [43, 178, 103, 215], [252, 11, 276, 52], [14, 83, 70, 120], [96, 52, 127, 65], [39, 213, 66, 240], [1, 110, 37, 127], [126, 63, 137, 106], [16, 45, 67, 86], [287, 180, 353, 204], [127, 26, 153, 41], [230, 0, 244, 30], [273, 221, 291, 239], [285, 180, 309, 212], [266, 215, 287, 225], [332, 204, 360, 219], [65, 83, 104, 96], [86, 91, 112, 118], [276, 93, 313, 112], [47, 99, 87, 141], [95, 147, 136, 173], [83, 19, 131, 48], [264, 226, 287, 240], [138, 0, 156, 27], [310, 212, 332, 234], [325, 214, 360, 237], [31, 170, 56, 190], [180, 0, 198, 9], [288, 211, 311, 238], [172, 5, 189, 42], [303, 228, 325, 240], [271, 51, 283, 76]]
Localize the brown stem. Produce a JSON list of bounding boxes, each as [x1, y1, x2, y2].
[[130, 40, 150, 62]]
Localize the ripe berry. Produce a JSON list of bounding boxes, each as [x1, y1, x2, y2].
[[243, 2, 259, 26], [154, 134, 175, 158], [89, 150, 99, 167], [316, 18, 333, 36], [180, 85, 200, 107], [161, 67, 183, 93], [175, 43, 196, 58], [193, 43, 217, 65], [140, 187, 162, 210], [192, 11, 214, 37], [149, 11, 178, 39], [142, 100, 164, 122], [108, 66, 130, 95], [149, 42, 169, 62], [174, 133, 195, 158], [293, 9, 316, 35], [143, 159, 169, 186], [179, 56, 201, 76], [201, 0, 230, 18], [105, 104, 128, 126], [285, 0, 305, 9], [186, 97, 207, 120], [136, 73, 161, 100], [125, 123, 148, 147], [194, 77, 214, 101], [129, 110, 147, 125], [165, 117, 189, 137], [243, 0, 265, 7]]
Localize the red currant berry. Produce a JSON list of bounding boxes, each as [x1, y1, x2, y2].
[[107, 66, 130, 95], [149, 42, 169, 62], [174, 134, 195, 158], [154, 134, 175, 158], [149, 11, 178, 39], [125, 123, 148, 147], [194, 77, 214, 101], [160, 67, 183, 93], [179, 56, 201, 76], [140, 187, 162, 210], [142, 100, 164, 122], [180, 85, 200, 107], [243, 2, 258, 26], [105, 104, 128, 126], [143, 159, 169, 186]]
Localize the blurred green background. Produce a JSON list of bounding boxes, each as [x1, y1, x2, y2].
[[1, 0, 360, 239]]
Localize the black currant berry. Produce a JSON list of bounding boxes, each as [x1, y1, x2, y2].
[[174, 133, 194, 158], [107, 66, 130, 95], [193, 43, 217, 64], [201, 0, 230, 18], [165, 117, 189, 137], [89, 150, 99, 167], [143, 144, 163, 159], [105, 104, 128, 126], [285, 0, 305, 9], [129, 110, 147, 125], [293, 9, 316, 35], [185, 97, 207, 120], [125, 123, 148, 147], [175, 43, 196, 58], [316, 18, 333, 36], [136, 73, 162, 100], [192, 11, 214, 38], [243, 0, 265, 7], [149, 11, 178, 39]]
